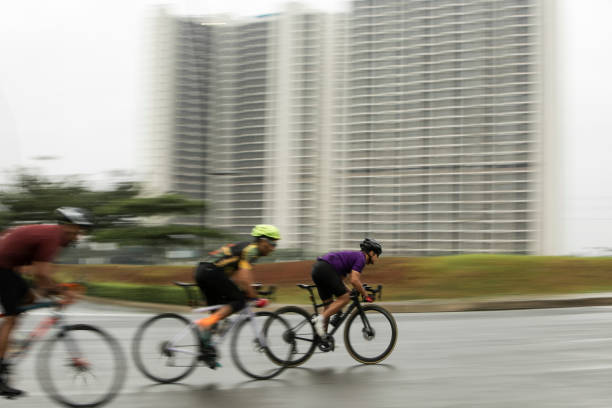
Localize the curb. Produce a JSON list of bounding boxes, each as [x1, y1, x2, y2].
[[83, 293, 612, 314]]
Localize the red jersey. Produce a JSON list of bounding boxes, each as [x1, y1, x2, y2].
[[0, 224, 69, 270]]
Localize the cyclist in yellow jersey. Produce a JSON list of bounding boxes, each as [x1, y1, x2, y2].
[[194, 225, 280, 337]]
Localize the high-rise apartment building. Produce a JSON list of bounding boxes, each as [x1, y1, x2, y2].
[[335, 0, 557, 255], [142, 9, 213, 202], [144, 5, 343, 249], [207, 6, 345, 249], [143, 0, 559, 255]]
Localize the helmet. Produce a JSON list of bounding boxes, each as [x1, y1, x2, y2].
[[360, 238, 382, 256], [55, 207, 93, 228], [251, 224, 281, 240]]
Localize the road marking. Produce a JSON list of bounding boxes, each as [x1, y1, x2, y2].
[[28, 312, 156, 318]]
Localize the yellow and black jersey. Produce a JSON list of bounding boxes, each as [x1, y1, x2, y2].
[[203, 241, 261, 276]]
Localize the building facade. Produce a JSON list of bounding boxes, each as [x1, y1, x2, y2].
[[143, 0, 558, 255], [335, 0, 554, 255]]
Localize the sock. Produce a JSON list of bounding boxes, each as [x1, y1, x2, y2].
[[197, 314, 222, 330]]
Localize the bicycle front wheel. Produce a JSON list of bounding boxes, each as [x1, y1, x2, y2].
[[343, 305, 397, 364], [231, 311, 292, 380], [132, 313, 200, 384], [37, 324, 126, 408]]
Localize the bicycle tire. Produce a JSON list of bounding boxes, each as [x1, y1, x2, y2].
[[268, 306, 316, 367], [37, 324, 126, 408], [132, 313, 200, 384], [230, 311, 291, 380], [343, 304, 397, 364]]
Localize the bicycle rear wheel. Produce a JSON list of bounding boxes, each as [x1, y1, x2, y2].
[[343, 305, 397, 364], [231, 311, 292, 380], [132, 313, 200, 384], [37, 324, 126, 408], [267, 306, 316, 367]]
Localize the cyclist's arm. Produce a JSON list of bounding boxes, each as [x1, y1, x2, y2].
[[31, 261, 58, 295], [232, 267, 259, 299], [348, 270, 368, 298]]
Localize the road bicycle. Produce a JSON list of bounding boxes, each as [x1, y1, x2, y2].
[[269, 283, 397, 366], [0, 283, 126, 407], [132, 281, 293, 382]]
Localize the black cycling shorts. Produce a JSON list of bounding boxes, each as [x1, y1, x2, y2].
[[311, 260, 348, 301], [0, 268, 30, 316], [194, 262, 246, 313]]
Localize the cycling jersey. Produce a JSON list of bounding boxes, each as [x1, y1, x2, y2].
[[0, 224, 69, 270], [202, 241, 261, 276], [317, 251, 366, 277]]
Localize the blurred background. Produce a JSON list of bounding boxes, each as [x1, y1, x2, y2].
[[1, 0, 612, 264]]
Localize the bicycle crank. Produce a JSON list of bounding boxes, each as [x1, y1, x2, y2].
[[317, 335, 335, 352]]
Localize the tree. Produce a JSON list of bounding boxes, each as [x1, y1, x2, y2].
[[92, 195, 226, 246], [0, 172, 226, 247]]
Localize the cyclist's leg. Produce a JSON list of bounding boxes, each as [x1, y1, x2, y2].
[[195, 265, 244, 330], [0, 269, 28, 395], [321, 293, 350, 321], [311, 262, 350, 335], [0, 269, 29, 357]]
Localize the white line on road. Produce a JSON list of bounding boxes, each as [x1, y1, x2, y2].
[[28, 312, 156, 318]]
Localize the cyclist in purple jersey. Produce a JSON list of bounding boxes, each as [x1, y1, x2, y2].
[[310, 238, 382, 337]]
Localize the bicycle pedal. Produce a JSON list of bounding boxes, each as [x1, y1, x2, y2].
[[318, 335, 335, 352]]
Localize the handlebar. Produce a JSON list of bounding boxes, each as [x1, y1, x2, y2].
[[363, 284, 383, 300], [349, 284, 383, 302], [351, 283, 382, 300], [251, 283, 276, 297]]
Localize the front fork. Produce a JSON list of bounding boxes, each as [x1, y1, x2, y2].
[[354, 304, 375, 340], [58, 327, 90, 370]]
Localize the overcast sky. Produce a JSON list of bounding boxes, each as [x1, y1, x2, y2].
[[0, 0, 611, 254]]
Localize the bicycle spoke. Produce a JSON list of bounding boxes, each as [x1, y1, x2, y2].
[[37, 325, 126, 408], [344, 305, 397, 364], [271, 306, 317, 367], [231, 312, 292, 380], [132, 313, 200, 384]]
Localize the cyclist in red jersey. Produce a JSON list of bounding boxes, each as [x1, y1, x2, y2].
[[0, 207, 92, 397]]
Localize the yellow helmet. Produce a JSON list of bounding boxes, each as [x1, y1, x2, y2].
[[251, 224, 281, 240]]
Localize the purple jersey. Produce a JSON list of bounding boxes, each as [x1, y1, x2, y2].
[[317, 251, 366, 277]]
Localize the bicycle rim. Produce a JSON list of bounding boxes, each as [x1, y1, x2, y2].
[[343, 305, 397, 364], [269, 306, 316, 367], [231, 311, 292, 380], [132, 313, 199, 384], [37, 324, 126, 408]]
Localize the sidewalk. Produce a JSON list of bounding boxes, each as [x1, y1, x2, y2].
[[84, 291, 612, 314]]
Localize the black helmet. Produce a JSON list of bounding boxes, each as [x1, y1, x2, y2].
[[360, 238, 382, 256], [54, 207, 93, 228]]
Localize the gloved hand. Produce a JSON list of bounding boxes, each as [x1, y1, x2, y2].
[[364, 295, 374, 303], [254, 298, 269, 308]]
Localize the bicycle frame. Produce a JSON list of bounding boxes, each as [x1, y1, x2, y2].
[[164, 303, 268, 358], [300, 285, 378, 338], [326, 300, 362, 337], [3, 302, 68, 364]]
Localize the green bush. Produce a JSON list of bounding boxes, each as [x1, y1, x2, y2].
[[85, 282, 200, 306]]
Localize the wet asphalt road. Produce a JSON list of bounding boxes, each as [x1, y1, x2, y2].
[[6, 301, 612, 408]]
